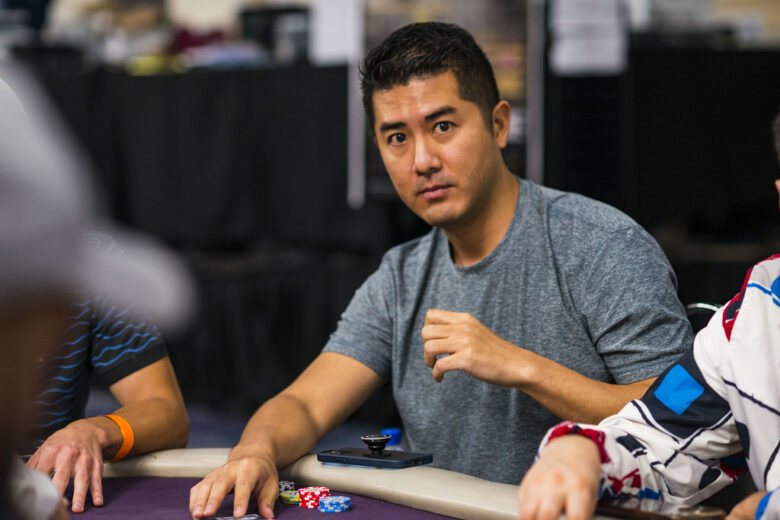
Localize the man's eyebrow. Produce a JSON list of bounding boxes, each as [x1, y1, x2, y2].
[[378, 106, 458, 134], [379, 121, 406, 133], [425, 106, 456, 122]]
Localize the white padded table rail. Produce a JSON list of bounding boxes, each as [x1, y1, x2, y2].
[[102, 449, 520, 519]]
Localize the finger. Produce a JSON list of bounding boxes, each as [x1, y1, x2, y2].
[[26, 449, 41, 469], [420, 324, 451, 342], [50, 446, 79, 495], [423, 338, 451, 368], [535, 489, 566, 520], [203, 478, 234, 518], [190, 480, 212, 519], [90, 456, 104, 507], [423, 337, 462, 367], [517, 484, 540, 520], [232, 477, 257, 518], [564, 484, 596, 520], [70, 457, 90, 513], [431, 351, 463, 382], [30, 446, 56, 475], [257, 478, 278, 519], [50, 466, 72, 497], [424, 308, 456, 325]]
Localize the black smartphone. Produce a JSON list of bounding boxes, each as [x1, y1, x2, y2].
[[317, 448, 433, 469]]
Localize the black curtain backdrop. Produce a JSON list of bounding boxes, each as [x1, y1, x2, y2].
[[36, 65, 390, 252], [30, 63, 403, 425], [543, 47, 780, 305]]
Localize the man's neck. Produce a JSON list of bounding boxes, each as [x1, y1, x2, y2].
[[444, 172, 519, 267]]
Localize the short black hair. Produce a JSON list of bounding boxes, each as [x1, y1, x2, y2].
[[359, 22, 500, 131]]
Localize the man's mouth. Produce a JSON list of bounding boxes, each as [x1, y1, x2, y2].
[[420, 184, 451, 200]]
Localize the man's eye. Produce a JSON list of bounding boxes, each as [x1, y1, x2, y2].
[[389, 133, 406, 144], [435, 121, 452, 133]]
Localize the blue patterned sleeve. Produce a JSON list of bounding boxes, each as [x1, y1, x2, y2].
[[89, 296, 168, 385], [85, 231, 168, 384]]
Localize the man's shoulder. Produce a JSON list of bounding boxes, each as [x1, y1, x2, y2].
[[530, 182, 640, 235], [520, 181, 667, 276], [748, 254, 780, 282], [725, 254, 780, 322]]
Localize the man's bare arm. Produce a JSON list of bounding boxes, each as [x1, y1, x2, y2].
[[510, 350, 654, 423], [190, 352, 384, 519], [422, 309, 655, 424], [27, 357, 188, 512]]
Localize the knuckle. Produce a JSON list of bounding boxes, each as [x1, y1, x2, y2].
[[569, 477, 590, 493], [61, 443, 79, 457], [548, 471, 565, 487], [41, 444, 58, 457]]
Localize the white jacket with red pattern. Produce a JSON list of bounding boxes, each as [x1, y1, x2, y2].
[[539, 255, 780, 520]]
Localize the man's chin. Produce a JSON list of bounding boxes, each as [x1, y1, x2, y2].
[[420, 211, 462, 230]]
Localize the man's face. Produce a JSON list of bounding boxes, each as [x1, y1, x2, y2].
[[372, 71, 507, 230]]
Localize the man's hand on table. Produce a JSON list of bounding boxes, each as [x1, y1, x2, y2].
[[517, 435, 602, 520], [27, 417, 110, 513], [189, 450, 278, 520], [422, 309, 528, 386]]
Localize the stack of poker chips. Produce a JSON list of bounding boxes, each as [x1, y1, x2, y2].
[[279, 490, 300, 505], [278, 481, 300, 504], [318, 495, 352, 513], [297, 486, 331, 509]]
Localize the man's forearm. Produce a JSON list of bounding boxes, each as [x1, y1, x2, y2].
[[513, 349, 654, 424], [230, 393, 322, 469], [99, 396, 189, 458]]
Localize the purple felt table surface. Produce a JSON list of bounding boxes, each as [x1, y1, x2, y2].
[[66, 477, 458, 519]]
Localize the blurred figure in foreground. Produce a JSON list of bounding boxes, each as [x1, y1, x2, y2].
[[0, 65, 194, 518]]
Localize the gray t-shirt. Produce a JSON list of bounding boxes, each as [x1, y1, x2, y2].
[[324, 179, 691, 484]]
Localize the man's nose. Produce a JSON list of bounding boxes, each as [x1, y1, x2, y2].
[[413, 137, 442, 175]]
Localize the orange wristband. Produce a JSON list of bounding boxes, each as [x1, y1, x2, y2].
[[104, 414, 134, 462]]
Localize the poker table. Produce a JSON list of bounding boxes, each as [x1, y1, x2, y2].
[[66, 448, 520, 519]]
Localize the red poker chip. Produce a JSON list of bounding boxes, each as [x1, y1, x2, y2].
[[297, 485, 330, 508], [299, 486, 330, 495]]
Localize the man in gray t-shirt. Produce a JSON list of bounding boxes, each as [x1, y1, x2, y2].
[[190, 22, 690, 519], [323, 178, 689, 483]]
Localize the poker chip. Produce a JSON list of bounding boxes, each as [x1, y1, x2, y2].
[[297, 486, 330, 508], [318, 495, 351, 513], [279, 490, 300, 504], [278, 480, 295, 493]]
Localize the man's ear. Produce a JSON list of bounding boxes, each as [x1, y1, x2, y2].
[[491, 100, 512, 149]]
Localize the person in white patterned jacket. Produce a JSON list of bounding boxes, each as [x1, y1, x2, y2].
[[517, 112, 780, 520]]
